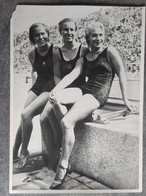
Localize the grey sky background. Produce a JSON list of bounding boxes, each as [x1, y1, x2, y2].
[[12, 5, 103, 33]]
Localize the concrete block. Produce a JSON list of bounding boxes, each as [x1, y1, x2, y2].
[[70, 119, 139, 189], [42, 112, 139, 189]]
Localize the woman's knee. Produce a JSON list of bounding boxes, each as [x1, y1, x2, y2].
[[61, 116, 75, 131], [21, 110, 32, 124], [51, 97, 62, 112], [40, 106, 54, 122], [52, 95, 61, 106], [40, 112, 47, 125]]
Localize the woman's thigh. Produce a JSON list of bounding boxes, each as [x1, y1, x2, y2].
[[63, 94, 100, 125], [41, 100, 53, 119], [23, 92, 49, 118], [24, 91, 38, 108], [55, 88, 83, 105]]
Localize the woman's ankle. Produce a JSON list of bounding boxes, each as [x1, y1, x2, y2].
[[58, 160, 69, 169], [13, 148, 18, 158], [20, 149, 29, 156]]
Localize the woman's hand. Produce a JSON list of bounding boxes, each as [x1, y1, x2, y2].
[[124, 99, 138, 113]]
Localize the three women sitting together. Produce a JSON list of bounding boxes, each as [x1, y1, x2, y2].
[[13, 18, 136, 189]]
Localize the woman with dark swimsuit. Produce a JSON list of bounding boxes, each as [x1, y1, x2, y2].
[[40, 18, 88, 165], [48, 22, 137, 189], [13, 23, 55, 169]]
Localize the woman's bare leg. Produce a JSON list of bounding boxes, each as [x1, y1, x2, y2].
[[40, 102, 63, 170], [13, 124, 22, 160], [59, 94, 100, 168], [40, 101, 62, 149], [16, 92, 49, 168], [13, 91, 37, 160], [52, 88, 83, 123], [50, 92, 100, 189]]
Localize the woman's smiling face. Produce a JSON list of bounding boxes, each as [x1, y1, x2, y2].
[[33, 26, 48, 47], [60, 22, 77, 42], [88, 27, 105, 49]]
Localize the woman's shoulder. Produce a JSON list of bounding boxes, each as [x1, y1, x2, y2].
[[106, 45, 121, 65], [107, 45, 118, 54], [28, 48, 35, 56], [81, 44, 88, 51], [52, 44, 62, 60], [53, 43, 60, 50], [53, 44, 59, 53], [80, 44, 89, 57], [28, 49, 36, 64], [52, 43, 60, 50]]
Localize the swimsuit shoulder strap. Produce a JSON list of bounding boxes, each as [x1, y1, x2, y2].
[[83, 55, 87, 64], [49, 43, 53, 54], [76, 44, 82, 58], [58, 48, 64, 60]]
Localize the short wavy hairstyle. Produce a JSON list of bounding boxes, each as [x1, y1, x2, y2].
[[58, 18, 77, 34], [85, 22, 105, 46], [29, 23, 50, 44]]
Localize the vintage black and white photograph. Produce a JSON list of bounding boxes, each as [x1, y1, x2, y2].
[[10, 5, 145, 194]]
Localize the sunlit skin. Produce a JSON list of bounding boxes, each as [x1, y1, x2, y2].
[[60, 22, 77, 44]]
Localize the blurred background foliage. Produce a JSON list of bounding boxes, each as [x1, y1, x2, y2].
[[13, 7, 142, 79]]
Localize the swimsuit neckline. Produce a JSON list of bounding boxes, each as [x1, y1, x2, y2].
[[36, 44, 52, 58], [59, 44, 81, 62], [85, 47, 106, 62]]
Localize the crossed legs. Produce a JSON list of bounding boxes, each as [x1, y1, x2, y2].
[[52, 88, 100, 168], [50, 88, 100, 188]]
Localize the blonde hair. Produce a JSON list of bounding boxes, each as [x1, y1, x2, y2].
[[85, 22, 105, 46]]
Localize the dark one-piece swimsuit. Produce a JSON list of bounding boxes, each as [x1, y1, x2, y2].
[[80, 47, 115, 107], [59, 44, 85, 88], [31, 44, 55, 96]]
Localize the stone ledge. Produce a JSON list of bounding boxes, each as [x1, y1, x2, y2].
[[42, 112, 139, 189], [70, 120, 139, 189]]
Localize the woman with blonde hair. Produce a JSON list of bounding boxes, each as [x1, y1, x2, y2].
[[48, 21, 137, 189]]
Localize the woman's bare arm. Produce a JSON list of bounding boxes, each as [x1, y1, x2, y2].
[[28, 50, 37, 86], [107, 45, 137, 112], [51, 57, 84, 96], [53, 46, 62, 85]]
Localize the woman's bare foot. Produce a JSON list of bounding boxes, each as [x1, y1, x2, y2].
[[15, 150, 29, 169], [13, 156, 19, 163], [13, 149, 19, 163]]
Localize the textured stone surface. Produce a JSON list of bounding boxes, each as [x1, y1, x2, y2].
[[42, 116, 139, 189], [70, 120, 139, 189]]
